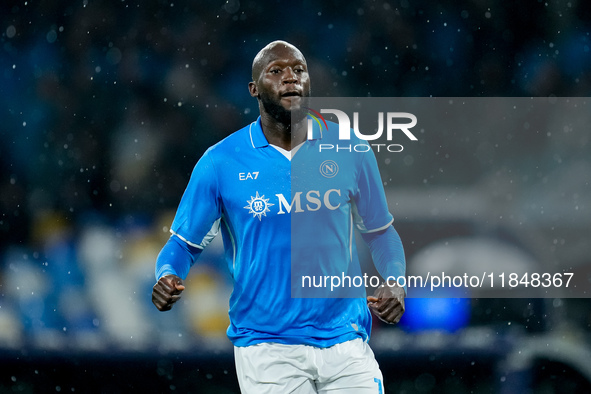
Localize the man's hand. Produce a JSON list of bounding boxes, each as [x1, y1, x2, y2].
[[367, 282, 405, 324], [152, 274, 185, 311]]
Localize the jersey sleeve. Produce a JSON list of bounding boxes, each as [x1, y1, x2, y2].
[[351, 147, 394, 233], [170, 149, 222, 248], [155, 233, 203, 280], [361, 226, 406, 293]]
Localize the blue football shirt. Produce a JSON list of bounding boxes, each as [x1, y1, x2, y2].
[[170, 116, 394, 347]]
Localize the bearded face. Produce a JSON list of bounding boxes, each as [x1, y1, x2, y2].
[[250, 42, 311, 128], [258, 87, 309, 126]]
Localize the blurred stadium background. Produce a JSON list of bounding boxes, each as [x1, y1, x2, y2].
[[1, 0, 591, 393]]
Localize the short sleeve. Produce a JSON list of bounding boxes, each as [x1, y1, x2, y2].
[[351, 148, 394, 233], [170, 149, 222, 248]]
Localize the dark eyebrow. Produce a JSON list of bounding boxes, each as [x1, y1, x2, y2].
[[265, 59, 306, 71]]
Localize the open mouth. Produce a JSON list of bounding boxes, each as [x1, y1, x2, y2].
[[282, 91, 301, 97]]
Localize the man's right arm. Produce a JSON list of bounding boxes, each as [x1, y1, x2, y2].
[[153, 149, 221, 311], [152, 234, 202, 311]]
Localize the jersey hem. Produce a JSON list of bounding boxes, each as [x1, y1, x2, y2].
[[230, 330, 366, 349]]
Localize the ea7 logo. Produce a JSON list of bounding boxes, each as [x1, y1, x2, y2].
[[239, 172, 259, 180], [307, 110, 418, 141]]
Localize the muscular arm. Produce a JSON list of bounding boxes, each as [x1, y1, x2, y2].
[[152, 234, 202, 311], [361, 225, 406, 324]]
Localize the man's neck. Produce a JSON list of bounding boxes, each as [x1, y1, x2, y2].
[[260, 112, 306, 151]]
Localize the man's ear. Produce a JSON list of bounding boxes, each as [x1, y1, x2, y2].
[[248, 81, 258, 98]]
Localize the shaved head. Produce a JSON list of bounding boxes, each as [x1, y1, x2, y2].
[[248, 40, 311, 129], [251, 40, 307, 82]]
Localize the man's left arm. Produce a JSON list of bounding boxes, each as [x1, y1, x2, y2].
[[353, 147, 406, 324], [361, 226, 406, 324]]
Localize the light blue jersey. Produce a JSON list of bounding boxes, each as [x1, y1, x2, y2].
[[170, 117, 395, 347]]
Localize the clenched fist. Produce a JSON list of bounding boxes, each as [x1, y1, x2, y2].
[[367, 282, 405, 324], [152, 274, 185, 311]]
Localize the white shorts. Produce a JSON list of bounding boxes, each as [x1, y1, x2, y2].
[[234, 338, 384, 394]]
